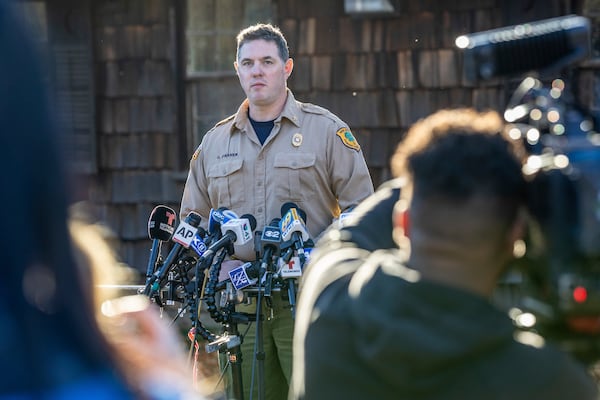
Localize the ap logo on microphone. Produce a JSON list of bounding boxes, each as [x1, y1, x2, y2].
[[173, 221, 198, 248]]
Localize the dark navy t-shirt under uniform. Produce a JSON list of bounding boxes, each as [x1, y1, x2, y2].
[[249, 115, 275, 145]]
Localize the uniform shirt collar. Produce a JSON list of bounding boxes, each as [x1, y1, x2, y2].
[[279, 89, 302, 127], [232, 89, 302, 132]]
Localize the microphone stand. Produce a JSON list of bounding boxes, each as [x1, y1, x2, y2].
[[252, 241, 282, 400], [145, 239, 162, 280], [202, 248, 245, 400], [202, 246, 268, 400], [224, 311, 247, 400], [286, 278, 297, 320], [250, 260, 268, 400]]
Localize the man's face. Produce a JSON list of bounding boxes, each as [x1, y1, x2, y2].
[[235, 39, 293, 107]]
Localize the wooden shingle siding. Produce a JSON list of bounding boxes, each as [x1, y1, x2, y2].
[[78, 0, 591, 272], [92, 0, 179, 272]]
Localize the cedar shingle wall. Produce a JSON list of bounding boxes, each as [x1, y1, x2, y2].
[[93, 0, 180, 272], [88, 0, 591, 272], [280, 0, 566, 185]]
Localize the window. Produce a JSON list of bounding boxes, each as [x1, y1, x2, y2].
[[185, 0, 274, 147], [186, 0, 274, 76], [15, 0, 96, 173], [344, 0, 399, 16]]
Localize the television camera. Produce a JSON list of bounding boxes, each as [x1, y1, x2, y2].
[[457, 14, 600, 364]]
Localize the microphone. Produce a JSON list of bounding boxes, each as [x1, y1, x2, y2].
[[261, 218, 282, 258], [277, 207, 308, 319], [227, 261, 260, 291], [222, 214, 257, 246], [145, 205, 177, 278], [189, 227, 209, 257], [338, 207, 355, 228], [258, 218, 282, 279], [144, 211, 202, 296], [201, 214, 257, 261], [279, 203, 310, 266], [208, 207, 238, 236], [278, 204, 315, 283], [280, 202, 310, 243], [455, 14, 591, 83]]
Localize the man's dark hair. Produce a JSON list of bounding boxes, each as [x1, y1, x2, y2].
[[391, 108, 527, 220], [236, 23, 290, 61]]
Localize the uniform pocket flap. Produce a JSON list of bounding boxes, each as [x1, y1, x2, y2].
[[207, 158, 244, 178], [274, 153, 316, 170]]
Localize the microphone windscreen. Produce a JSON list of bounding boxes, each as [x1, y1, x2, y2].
[[269, 217, 281, 227], [185, 211, 202, 226], [297, 208, 307, 223], [209, 207, 238, 233], [241, 213, 257, 231], [148, 205, 177, 241], [196, 227, 207, 238], [280, 202, 298, 217]]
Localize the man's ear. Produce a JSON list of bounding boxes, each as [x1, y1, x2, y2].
[[392, 203, 410, 238], [284, 58, 294, 78], [392, 198, 410, 249]]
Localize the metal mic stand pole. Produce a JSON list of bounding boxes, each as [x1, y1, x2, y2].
[[222, 299, 265, 400], [252, 272, 267, 400], [204, 250, 247, 400], [286, 278, 297, 319]]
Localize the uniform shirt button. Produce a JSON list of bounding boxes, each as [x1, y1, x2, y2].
[[257, 207, 263, 213]]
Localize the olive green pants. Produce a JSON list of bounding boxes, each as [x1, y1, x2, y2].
[[232, 293, 294, 400]]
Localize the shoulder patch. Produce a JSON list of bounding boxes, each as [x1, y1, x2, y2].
[[336, 127, 360, 152], [191, 147, 201, 161]]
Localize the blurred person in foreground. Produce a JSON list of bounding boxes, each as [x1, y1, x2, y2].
[[0, 3, 207, 398], [290, 108, 599, 399], [70, 212, 219, 399]]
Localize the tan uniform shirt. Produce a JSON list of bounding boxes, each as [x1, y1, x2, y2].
[[181, 90, 374, 260]]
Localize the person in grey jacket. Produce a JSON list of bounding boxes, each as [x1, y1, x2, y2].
[[290, 108, 599, 400]]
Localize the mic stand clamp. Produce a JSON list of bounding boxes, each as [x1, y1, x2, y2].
[[205, 333, 242, 354], [263, 271, 274, 309]]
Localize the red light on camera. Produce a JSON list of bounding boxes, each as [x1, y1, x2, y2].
[[572, 286, 588, 303]]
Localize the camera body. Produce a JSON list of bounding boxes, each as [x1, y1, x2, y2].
[[458, 14, 600, 363], [506, 78, 600, 363]]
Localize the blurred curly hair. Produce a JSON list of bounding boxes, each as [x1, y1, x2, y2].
[[391, 108, 527, 204]]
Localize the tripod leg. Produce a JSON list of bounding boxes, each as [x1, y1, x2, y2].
[[228, 343, 245, 400]]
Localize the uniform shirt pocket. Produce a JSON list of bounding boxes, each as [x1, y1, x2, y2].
[[273, 153, 316, 201], [207, 158, 245, 208]]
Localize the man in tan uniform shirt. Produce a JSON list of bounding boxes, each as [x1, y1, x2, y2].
[[180, 23, 373, 400], [181, 89, 373, 245]]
